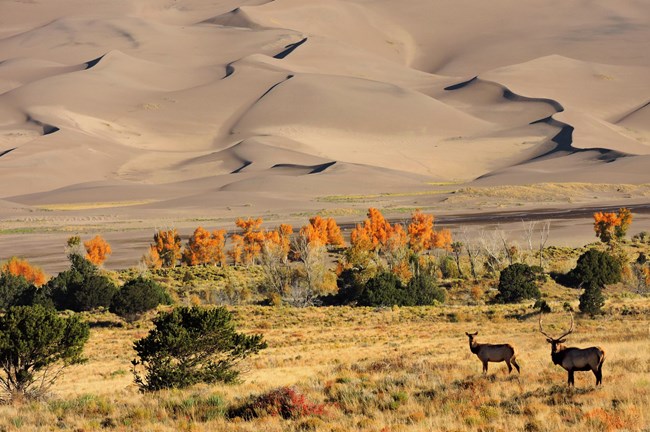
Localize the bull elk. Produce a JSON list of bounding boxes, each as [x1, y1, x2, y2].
[[465, 331, 520, 374], [539, 313, 605, 386]]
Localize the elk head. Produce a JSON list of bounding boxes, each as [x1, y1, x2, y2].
[[539, 312, 573, 353]]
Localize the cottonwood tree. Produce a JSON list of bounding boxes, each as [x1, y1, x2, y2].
[[300, 216, 344, 248], [181, 226, 227, 266], [407, 210, 452, 253], [1, 257, 46, 287], [594, 208, 633, 244], [0, 305, 89, 401], [287, 233, 337, 306], [84, 235, 112, 266], [145, 229, 182, 268], [229, 218, 267, 265]]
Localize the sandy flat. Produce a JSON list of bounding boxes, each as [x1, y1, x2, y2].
[[1, 0, 649, 270]]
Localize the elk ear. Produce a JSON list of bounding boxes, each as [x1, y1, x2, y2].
[[546, 338, 553, 344], [558, 338, 566, 343]]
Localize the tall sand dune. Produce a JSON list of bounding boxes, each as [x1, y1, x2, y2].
[[1, 0, 649, 261]]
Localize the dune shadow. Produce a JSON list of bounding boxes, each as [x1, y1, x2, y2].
[[273, 37, 307, 59]]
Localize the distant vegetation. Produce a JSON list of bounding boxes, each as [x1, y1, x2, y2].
[[1, 205, 649, 429]]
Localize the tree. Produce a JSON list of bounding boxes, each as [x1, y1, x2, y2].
[[495, 263, 542, 303], [350, 208, 399, 252], [146, 229, 182, 268], [594, 208, 633, 243], [0, 305, 89, 401], [48, 254, 118, 312], [288, 234, 337, 306], [229, 218, 266, 265], [84, 235, 112, 266], [132, 306, 267, 392], [1, 257, 46, 286], [299, 216, 344, 248], [110, 277, 172, 321], [182, 227, 227, 266]]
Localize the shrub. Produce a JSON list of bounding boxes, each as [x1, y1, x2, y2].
[[0, 273, 32, 310], [406, 273, 446, 305], [357, 272, 404, 306], [132, 306, 267, 392], [579, 285, 605, 317], [438, 255, 460, 279], [495, 263, 542, 303], [567, 249, 622, 289], [229, 386, 325, 420], [0, 305, 89, 401], [110, 277, 172, 321], [48, 254, 118, 312]]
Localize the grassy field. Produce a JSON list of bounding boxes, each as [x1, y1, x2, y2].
[[1, 297, 648, 431]]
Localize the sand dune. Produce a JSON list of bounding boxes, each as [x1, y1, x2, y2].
[[1, 0, 649, 265]]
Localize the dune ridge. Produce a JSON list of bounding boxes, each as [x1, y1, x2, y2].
[[0, 0, 648, 228]]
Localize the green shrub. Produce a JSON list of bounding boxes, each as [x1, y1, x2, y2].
[[438, 255, 460, 279], [357, 272, 404, 307], [48, 254, 118, 312], [406, 273, 446, 305], [0, 305, 89, 400], [567, 249, 622, 289], [132, 306, 267, 392], [356, 272, 445, 307], [579, 285, 605, 317], [495, 263, 542, 303], [0, 273, 32, 310], [110, 277, 172, 321]]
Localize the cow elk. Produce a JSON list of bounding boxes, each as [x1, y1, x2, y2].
[[539, 313, 605, 386], [465, 331, 520, 375]]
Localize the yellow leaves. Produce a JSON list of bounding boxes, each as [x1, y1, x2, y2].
[[147, 229, 182, 268], [2, 257, 47, 286], [84, 235, 112, 265], [594, 208, 633, 243], [182, 227, 226, 266], [407, 210, 453, 252], [300, 216, 345, 248]]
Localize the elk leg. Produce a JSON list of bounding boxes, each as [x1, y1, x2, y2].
[[505, 360, 512, 374], [482, 361, 488, 374], [594, 367, 603, 386], [568, 370, 575, 387], [511, 358, 521, 374]]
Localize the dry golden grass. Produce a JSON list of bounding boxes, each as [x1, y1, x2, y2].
[[1, 299, 649, 431]]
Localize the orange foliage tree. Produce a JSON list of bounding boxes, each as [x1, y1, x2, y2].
[[299, 216, 345, 247], [84, 235, 112, 265], [350, 208, 400, 252], [270, 224, 293, 258], [2, 257, 46, 286], [407, 210, 452, 252], [229, 218, 267, 265], [181, 227, 227, 266], [146, 229, 182, 268], [594, 208, 633, 243]]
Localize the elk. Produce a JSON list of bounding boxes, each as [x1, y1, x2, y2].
[[465, 331, 520, 374], [539, 313, 605, 386]]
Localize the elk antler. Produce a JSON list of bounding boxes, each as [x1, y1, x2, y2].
[[556, 313, 574, 340], [538, 313, 553, 339]]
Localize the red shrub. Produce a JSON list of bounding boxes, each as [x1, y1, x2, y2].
[[231, 386, 325, 420]]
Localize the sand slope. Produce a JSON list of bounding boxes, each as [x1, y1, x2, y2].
[[1, 0, 649, 219]]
